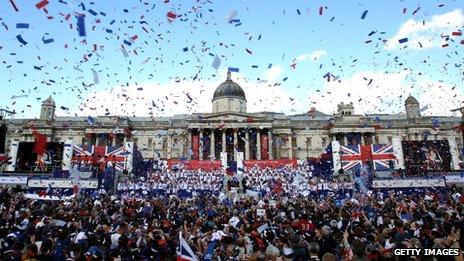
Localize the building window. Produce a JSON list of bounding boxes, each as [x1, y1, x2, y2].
[[321, 137, 327, 147], [434, 134, 438, 140], [365, 135, 373, 145], [162, 138, 167, 151], [133, 138, 138, 147], [387, 136, 392, 144], [148, 138, 153, 149], [306, 137, 312, 148]]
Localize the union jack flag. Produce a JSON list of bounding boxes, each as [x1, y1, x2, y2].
[[340, 144, 396, 172], [72, 145, 127, 171]]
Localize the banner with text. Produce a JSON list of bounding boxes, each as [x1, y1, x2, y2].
[[167, 160, 222, 171], [244, 159, 297, 169]]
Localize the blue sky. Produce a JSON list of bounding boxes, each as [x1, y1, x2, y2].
[[0, 0, 463, 118]]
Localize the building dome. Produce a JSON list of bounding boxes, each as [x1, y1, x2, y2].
[[212, 71, 246, 102], [405, 95, 418, 105], [42, 96, 56, 107]]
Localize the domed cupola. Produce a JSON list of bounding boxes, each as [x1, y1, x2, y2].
[[405, 95, 420, 120], [212, 71, 247, 113], [40, 96, 56, 120]]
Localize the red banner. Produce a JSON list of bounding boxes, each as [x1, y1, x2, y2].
[[261, 134, 269, 160], [32, 130, 47, 155], [192, 135, 199, 160], [244, 159, 297, 169], [167, 160, 221, 171]]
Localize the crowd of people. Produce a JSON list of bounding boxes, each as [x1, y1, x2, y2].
[[117, 165, 354, 199], [2, 162, 464, 260], [117, 170, 224, 198], [1, 181, 464, 260]]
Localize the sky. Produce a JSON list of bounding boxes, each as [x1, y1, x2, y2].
[[0, 0, 463, 119]]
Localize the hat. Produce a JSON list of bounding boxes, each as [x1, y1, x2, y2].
[[282, 247, 294, 257], [330, 220, 338, 227], [322, 225, 332, 235], [17, 218, 29, 230], [265, 244, 280, 257]]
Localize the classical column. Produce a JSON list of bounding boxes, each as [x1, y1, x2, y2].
[[167, 135, 172, 159], [361, 134, 365, 145], [268, 130, 273, 160], [187, 129, 192, 160], [199, 130, 204, 160], [276, 135, 280, 159], [343, 134, 348, 146], [95, 134, 100, 146], [210, 129, 215, 160], [288, 134, 293, 159], [111, 135, 116, 146], [222, 129, 226, 152], [245, 130, 250, 160], [233, 129, 238, 160], [256, 129, 261, 160]]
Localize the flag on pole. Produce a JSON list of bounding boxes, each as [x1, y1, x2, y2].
[[178, 232, 198, 261]]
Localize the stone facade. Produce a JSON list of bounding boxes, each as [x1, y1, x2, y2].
[[2, 73, 463, 164]]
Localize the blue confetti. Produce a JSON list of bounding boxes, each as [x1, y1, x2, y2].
[[42, 36, 54, 44], [228, 67, 239, 72], [88, 9, 97, 16], [76, 15, 86, 37], [16, 34, 27, 45], [16, 23, 29, 29], [398, 38, 408, 44], [361, 10, 368, 19]]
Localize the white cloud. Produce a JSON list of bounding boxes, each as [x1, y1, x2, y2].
[[385, 9, 464, 50], [67, 70, 461, 118], [70, 70, 304, 117], [296, 50, 327, 62], [308, 70, 464, 116], [264, 65, 284, 82]]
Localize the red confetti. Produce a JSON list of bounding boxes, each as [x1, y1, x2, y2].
[[319, 6, 324, 15], [442, 43, 449, 48], [35, 0, 49, 9], [9, 0, 19, 12], [167, 11, 177, 20], [131, 35, 138, 41], [460, 40, 464, 45], [452, 31, 462, 36]]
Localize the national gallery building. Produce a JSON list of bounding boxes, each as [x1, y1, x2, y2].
[[2, 71, 463, 170]]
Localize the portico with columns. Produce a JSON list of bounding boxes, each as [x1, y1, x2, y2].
[[186, 124, 274, 161]]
